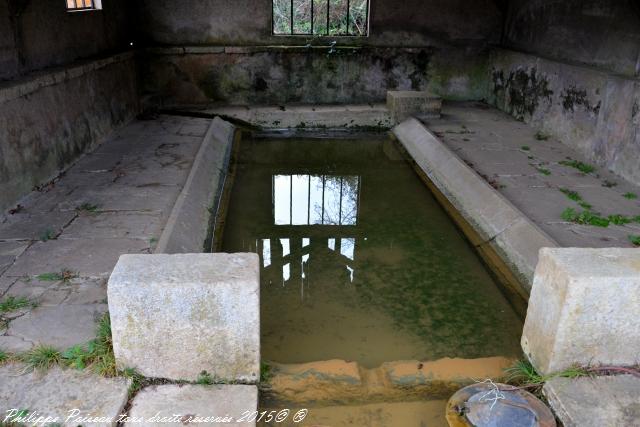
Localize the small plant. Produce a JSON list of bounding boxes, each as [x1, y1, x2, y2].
[[608, 214, 632, 226], [39, 229, 56, 242], [534, 131, 550, 141], [0, 349, 7, 364], [196, 370, 214, 385], [578, 201, 592, 210], [36, 269, 77, 282], [629, 235, 640, 246], [559, 159, 596, 174], [623, 192, 638, 200], [559, 188, 582, 202], [0, 296, 34, 313], [561, 208, 610, 227], [122, 367, 145, 397], [62, 313, 116, 376], [21, 346, 61, 372], [602, 179, 618, 188], [261, 361, 273, 382], [505, 360, 589, 391], [521, 146, 530, 151], [76, 203, 99, 213], [536, 166, 551, 176]]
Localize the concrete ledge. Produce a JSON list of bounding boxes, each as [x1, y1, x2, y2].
[[155, 117, 235, 254], [0, 52, 135, 105], [523, 248, 640, 374], [204, 104, 395, 130], [392, 118, 557, 293], [108, 253, 260, 382]]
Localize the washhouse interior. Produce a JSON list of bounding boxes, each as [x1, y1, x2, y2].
[[0, 0, 639, 426]]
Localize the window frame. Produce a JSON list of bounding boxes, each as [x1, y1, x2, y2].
[[66, 0, 102, 12], [272, 0, 370, 37]]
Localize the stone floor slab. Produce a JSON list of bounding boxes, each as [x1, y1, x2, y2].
[[0, 364, 130, 427], [61, 212, 163, 240], [425, 102, 640, 248], [126, 384, 258, 427], [7, 303, 107, 349], [4, 238, 151, 278], [0, 211, 77, 241], [544, 375, 640, 427]]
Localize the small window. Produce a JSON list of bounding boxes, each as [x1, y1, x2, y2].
[[66, 0, 102, 11], [273, 0, 369, 36]]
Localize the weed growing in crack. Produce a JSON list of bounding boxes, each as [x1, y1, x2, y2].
[[559, 159, 596, 174], [36, 269, 78, 282], [76, 203, 99, 213], [21, 346, 61, 372], [561, 208, 610, 227], [629, 235, 640, 246], [39, 229, 56, 242], [0, 296, 35, 313], [623, 192, 638, 200], [536, 166, 551, 176], [196, 371, 214, 385]]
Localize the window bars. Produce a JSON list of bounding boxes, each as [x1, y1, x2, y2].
[[66, 0, 99, 11], [273, 0, 369, 36]]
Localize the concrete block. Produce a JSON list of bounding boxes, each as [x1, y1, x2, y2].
[[108, 253, 260, 382], [544, 375, 640, 427], [387, 91, 442, 121], [522, 248, 640, 374], [126, 384, 258, 427], [0, 364, 130, 427]]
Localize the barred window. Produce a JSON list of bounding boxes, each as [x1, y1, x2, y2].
[[273, 0, 369, 36], [66, 0, 102, 11]]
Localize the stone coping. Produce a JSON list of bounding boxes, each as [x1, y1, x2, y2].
[[155, 117, 236, 254], [144, 45, 439, 55], [393, 118, 557, 294], [0, 51, 136, 105]]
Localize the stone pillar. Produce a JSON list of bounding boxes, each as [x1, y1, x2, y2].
[[386, 91, 442, 121], [522, 248, 640, 375], [108, 253, 260, 382]]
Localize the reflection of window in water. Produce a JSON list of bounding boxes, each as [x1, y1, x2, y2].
[[273, 175, 360, 226]]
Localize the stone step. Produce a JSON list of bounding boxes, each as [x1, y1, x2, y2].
[[387, 91, 442, 121]]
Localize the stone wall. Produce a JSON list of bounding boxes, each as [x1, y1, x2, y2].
[[0, 0, 134, 81], [503, 0, 640, 77], [0, 54, 139, 212], [142, 46, 491, 106], [136, 0, 503, 105], [489, 50, 640, 187]]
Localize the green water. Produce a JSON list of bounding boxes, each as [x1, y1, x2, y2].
[[221, 134, 522, 368]]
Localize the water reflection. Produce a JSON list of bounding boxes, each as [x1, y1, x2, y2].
[[266, 175, 361, 295], [273, 175, 360, 226]]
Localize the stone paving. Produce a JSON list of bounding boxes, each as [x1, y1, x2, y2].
[[0, 115, 211, 353], [424, 102, 640, 249]]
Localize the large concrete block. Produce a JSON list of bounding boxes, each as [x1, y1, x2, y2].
[[108, 253, 260, 382], [522, 248, 640, 374], [387, 91, 442, 121]]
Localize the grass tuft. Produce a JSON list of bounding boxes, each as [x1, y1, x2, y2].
[[520, 146, 530, 151], [608, 214, 632, 226], [39, 229, 56, 242], [536, 166, 551, 176], [629, 235, 640, 247], [0, 296, 35, 313], [559, 159, 596, 174], [21, 346, 61, 372], [561, 207, 610, 227], [559, 188, 582, 202], [623, 192, 638, 200], [36, 269, 78, 282], [62, 313, 116, 376], [505, 359, 589, 390], [196, 370, 214, 385], [75, 203, 99, 213]]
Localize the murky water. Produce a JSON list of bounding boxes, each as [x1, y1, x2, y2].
[[221, 134, 523, 368]]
